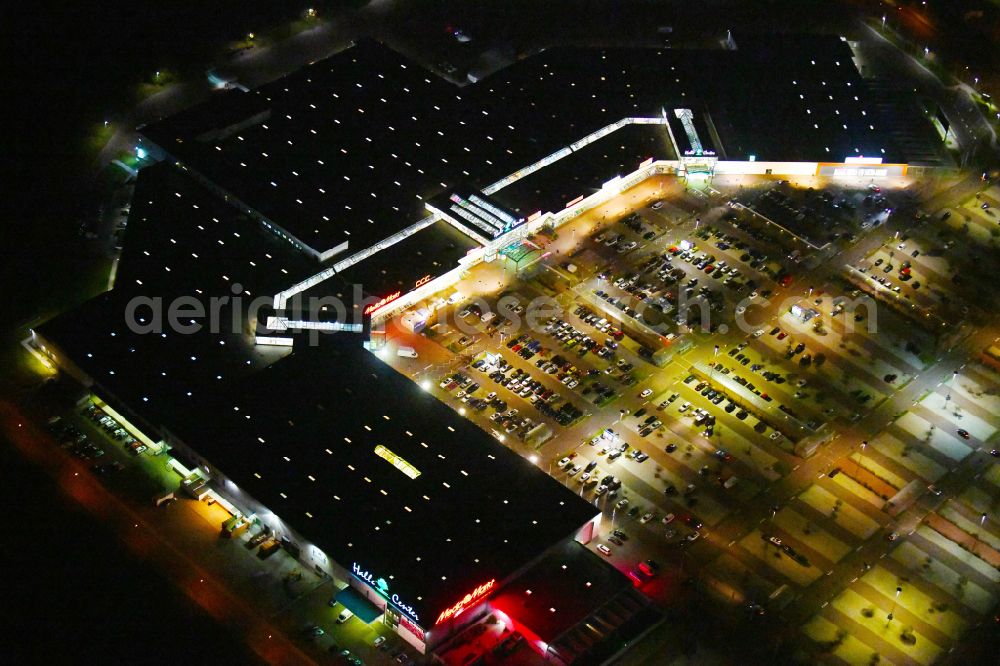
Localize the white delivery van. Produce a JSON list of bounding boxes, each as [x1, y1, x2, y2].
[[397, 346, 418, 358]]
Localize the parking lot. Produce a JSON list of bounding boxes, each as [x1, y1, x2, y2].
[[371, 168, 1000, 665], [734, 180, 896, 251]]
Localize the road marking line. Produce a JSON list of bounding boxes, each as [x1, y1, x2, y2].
[[821, 601, 829, 608], [851, 577, 858, 582]]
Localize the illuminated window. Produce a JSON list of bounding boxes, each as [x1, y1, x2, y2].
[[373, 445, 421, 479]]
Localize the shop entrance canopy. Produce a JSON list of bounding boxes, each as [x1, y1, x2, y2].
[[334, 586, 383, 624]]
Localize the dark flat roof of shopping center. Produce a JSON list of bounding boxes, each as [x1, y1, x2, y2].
[[115, 163, 315, 297], [141, 40, 557, 258], [36, 163, 316, 426], [40, 239, 597, 631], [490, 123, 676, 216], [141, 35, 924, 259], [181, 341, 600, 627], [40, 304, 599, 626], [491, 541, 635, 643], [304, 219, 479, 306], [490, 539, 660, 665]]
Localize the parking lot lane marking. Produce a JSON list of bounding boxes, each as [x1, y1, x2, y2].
[[851, 577, 858, 582], [821, 601, 829, 608]]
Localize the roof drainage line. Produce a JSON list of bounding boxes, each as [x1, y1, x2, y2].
[[482, 117, 669, 196], [272, 214, 437, 309]]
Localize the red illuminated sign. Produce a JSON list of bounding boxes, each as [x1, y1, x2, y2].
[[399, 615, 423, 640], [435, 579, 495, 625], [364, 291, 402, 316]]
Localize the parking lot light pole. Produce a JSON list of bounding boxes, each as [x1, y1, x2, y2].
[[855, 440, 867, 477], [972, 513, 987, 555], [886, 586, 902, 626]]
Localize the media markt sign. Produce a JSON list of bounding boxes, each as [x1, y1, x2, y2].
[[352, 562, 420, 623]]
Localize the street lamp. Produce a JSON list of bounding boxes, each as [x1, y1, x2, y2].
[[855, 440, 867, 476], [886, 586, 902, 626], [972, 513, 987, 554]]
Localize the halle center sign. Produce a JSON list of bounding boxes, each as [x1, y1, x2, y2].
[[352, 562, 420, 622]]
